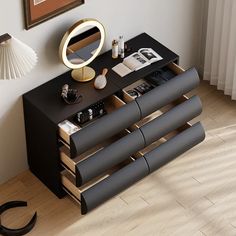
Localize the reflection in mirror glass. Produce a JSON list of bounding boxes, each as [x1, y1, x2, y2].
[[66, 26, 101, 65]]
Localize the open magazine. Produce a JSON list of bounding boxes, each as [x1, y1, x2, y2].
[[112, 48, 163, 77]]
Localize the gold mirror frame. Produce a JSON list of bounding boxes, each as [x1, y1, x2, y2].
[[59, 19, 106, 82]]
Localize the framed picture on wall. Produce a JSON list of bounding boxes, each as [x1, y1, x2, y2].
[[23, 0, 84, 29]]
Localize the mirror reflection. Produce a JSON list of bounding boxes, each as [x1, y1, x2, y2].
[[66, 26, 101, 65]]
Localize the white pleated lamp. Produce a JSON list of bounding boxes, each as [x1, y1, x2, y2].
[[0, 33, 37, 80]]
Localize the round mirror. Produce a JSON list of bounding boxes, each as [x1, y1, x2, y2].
[[59, 19, 105, 82]]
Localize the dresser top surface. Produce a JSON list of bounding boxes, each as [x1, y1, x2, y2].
[[23, 33, 178, 124]]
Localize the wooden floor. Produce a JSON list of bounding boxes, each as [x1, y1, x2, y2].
[[1, 81, 236, 236]]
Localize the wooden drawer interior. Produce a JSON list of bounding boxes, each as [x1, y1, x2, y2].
[[58, 95, 126, 144], [122, 62, 185, 104], [60, 129, 131, 175], [61, 157, 134, 203]]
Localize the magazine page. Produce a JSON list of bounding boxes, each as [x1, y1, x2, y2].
[[112, 48, 163, 77], [112, 63, 132, 77], [138, 48, 163, 63], [123, 52, 150, 71]]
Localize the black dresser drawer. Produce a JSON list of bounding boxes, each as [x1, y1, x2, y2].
[[59, 94, 141, 158], [60, 129, 130, 175], [62, 157, 149, 215], [143, 122, 205, 173]]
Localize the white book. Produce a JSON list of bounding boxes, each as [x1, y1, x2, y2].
[[112, 48, 163, 77]]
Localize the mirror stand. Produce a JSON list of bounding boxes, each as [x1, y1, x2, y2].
[[71, 66, 96, 82]]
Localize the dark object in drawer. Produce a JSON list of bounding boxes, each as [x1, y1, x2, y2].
[[134, 82, 154, 95], [145, 66, 176, 86], [74, 101, 107, 126], [136, 68, 199, 117]]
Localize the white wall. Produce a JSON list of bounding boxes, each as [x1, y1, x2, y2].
[[0, 0, 204, 184]]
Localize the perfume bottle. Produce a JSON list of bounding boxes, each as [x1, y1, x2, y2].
[[112, 40, 119, 59], [119, 35, 125, 58]]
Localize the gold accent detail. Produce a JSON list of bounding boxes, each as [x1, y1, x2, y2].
[[71, 66, 96, 82]]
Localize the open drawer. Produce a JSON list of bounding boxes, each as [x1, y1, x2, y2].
[[61, 156, 149, 215], [142, 122, 205, 173], [58, 95, 126, 145], [61, 157, 130, 203], [134, 123, 192, 159], [60, 129, 130, 176], [123, 62, 188, 103], [59, 94, 142, 158]]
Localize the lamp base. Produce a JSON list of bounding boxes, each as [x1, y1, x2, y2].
[[71, 66, 96, 82]]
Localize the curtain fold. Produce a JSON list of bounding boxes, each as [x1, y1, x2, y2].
[[203, 0, 236, 99]]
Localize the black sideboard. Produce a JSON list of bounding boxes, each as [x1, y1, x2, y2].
[[23, 33, 205, 214]]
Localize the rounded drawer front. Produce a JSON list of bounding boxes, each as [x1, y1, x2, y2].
[[61, 157, 149, 215], [70, 99, 141, 158], [144, 122, 205, 173], [58, 95, 128, 146], [140, 95, 202, 144], [136, 68, 200, 118], [80, 157, 149, 214], [60, 130, 130, 175], [61, 157, 134, 207]]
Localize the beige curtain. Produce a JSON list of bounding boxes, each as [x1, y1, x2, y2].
[[203, 0, 236, 99]]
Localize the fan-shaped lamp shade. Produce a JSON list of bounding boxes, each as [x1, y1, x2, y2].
[[0, 33, 37, 80]]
